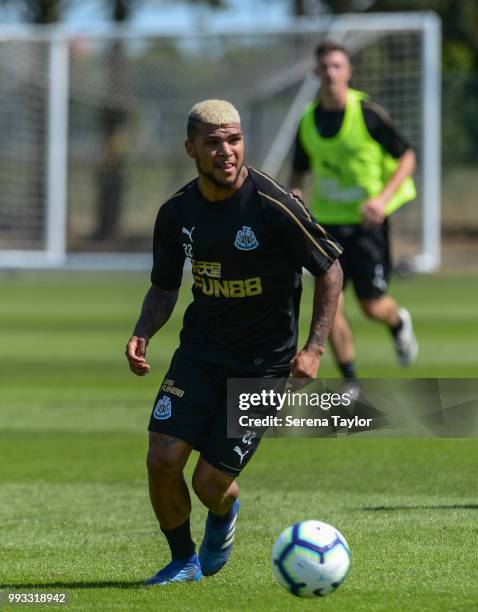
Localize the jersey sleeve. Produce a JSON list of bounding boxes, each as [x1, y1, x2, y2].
[[362, 100, 412, 158], [253, 172, 343, 275], [150, 199, 186, 290], [278, 194, 343, 275]]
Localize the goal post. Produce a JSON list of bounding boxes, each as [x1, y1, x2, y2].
[[0, 13, 441, 271]]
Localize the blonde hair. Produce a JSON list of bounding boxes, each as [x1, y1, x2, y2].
[[187, 99, 241, 133]]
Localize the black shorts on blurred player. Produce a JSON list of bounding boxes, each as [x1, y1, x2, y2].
[[148, 349, 289, 476], [323, 221, 391, 300]]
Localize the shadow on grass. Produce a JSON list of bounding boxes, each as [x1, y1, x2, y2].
[[2, 581, 144, 590], [362, 504, 478, 511]]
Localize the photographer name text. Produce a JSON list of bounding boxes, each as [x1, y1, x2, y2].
[[238, 415, 372, 428]]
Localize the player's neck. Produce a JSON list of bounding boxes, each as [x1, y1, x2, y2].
[[198, 166, 248, 202], [319, 87, 348, 111]]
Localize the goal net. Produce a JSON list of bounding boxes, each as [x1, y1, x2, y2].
[[0, 13, 441, 270]]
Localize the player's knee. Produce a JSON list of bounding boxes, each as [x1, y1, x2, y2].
[[192, 470, 227, 506], [146, 447, 182, 482], [359, 298, 381, 319]]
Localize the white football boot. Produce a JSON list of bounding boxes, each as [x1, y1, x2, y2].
[[394, 308, 418, 366]]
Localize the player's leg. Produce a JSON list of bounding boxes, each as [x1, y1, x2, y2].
[[193, 373, 261, 577], [359, 295, 418, 365], [353, 222, 418, 365], [144, 433, 202, 586], [196, 370, 288, 576], [193, 457, 241, 575], [328, 291, 357, 380], [144, 350, 222, 585], [321, 226, 358, 380], [192, 457, 239, 516], [195, 431, 251, 577], [147, 432, 193, 530], [359, 294, 400, 326]]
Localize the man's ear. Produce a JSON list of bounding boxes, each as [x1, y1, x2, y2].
[[185, 139, 195, 159]]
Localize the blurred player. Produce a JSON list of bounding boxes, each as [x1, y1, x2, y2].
[[125, 100, 343, 585], [290, 40, 418, 382]]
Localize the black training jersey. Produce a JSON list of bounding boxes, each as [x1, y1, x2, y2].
[[151, 166, 342, 371], [293, 99, 411, 173]]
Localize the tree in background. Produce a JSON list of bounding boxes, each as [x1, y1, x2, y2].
[[1, 0, 62, 22], [93, 0, 132, 241], [295, 0, 478, 71], [362, 0, 478, 71], [362, 0, 478, 166]]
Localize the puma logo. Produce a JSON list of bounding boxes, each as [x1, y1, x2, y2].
[[233, 446, 250, 465], [182, 226, 195, 242]]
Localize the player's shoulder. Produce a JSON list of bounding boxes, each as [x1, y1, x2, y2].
[[361, 98, 394, 127], [160, 178, 198, 213], [247, 166, 342, 262], [155, 179, 198, 233], [247, 166, 307, 215]]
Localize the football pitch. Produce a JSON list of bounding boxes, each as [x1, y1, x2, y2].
[[1, 271, 477, 611]]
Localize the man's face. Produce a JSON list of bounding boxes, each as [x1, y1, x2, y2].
[[185, 123, 245, 189], [315, 50, 352, 94]]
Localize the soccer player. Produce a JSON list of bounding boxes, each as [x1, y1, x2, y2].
[[125, 99, 343, 585], [290, 40, 418, 382]]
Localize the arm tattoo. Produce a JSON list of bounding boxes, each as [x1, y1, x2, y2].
[[132, 285, 179, 340], [306, 260, 343, 353], [158, 436, 182, 448]]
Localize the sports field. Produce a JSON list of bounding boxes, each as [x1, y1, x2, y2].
[[1, 271, 477, 611]]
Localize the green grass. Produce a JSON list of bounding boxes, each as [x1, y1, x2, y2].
[[1, 271, 477, 611]]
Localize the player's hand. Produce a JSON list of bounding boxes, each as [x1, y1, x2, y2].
[[125, 335, 150, 376], [360, 196, 386, 227], [290, 347, 321, 388]]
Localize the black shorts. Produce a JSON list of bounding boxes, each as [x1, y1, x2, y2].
[[148, 349, 289, 476], [323, 221, 391, 299]]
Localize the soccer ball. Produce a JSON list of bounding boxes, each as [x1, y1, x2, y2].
[[271, 520, 350, 598]]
